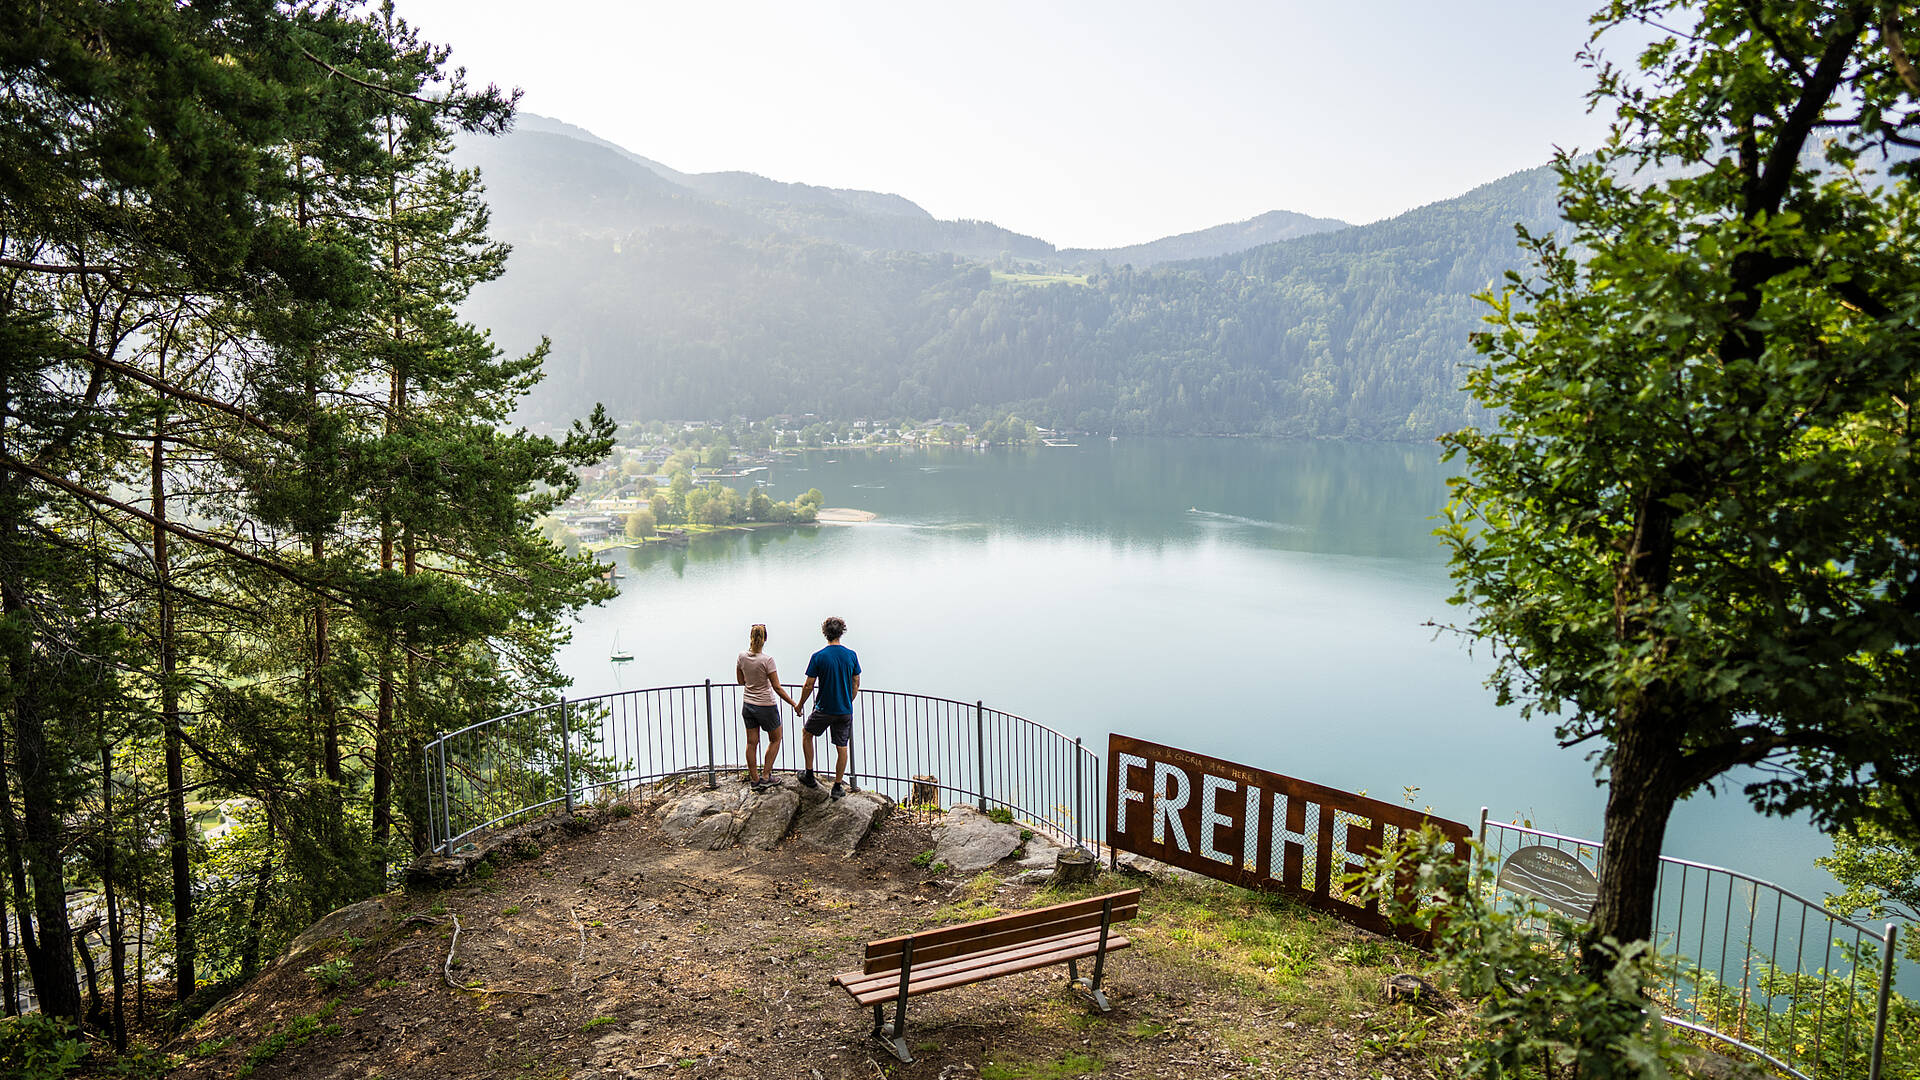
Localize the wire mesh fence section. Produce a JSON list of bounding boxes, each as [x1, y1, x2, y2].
[[1481, 815, 1903, 1080], [425, 684, 1103, 857]]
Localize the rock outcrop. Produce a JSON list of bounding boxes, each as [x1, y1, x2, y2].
[[653, 777, 891, 855], [931, 806, 1026, 872], [656, 780, 807, 850], [794, 784, 890, 856]]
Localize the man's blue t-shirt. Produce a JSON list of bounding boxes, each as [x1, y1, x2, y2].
[[806, 643, 861, 715]]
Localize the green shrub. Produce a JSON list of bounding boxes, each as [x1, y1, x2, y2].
[[1353, 827, 1677, 1079], [0, 1015, 84, 1080], [985, 807, 1015, 825], [611, 803, 634, 819], [304, 957, 355, 989], [911, 850, 936, 868]]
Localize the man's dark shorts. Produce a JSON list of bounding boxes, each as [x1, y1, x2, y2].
[[742, 703, 781, 731], [804, 710, 853, 747]]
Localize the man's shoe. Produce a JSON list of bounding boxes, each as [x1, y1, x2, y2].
[[799, 770, 819, 789], [750, 779, 771, 793], [830, 782, 845, 800]]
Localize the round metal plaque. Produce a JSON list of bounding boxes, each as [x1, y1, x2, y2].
[[1495, 844, 1599, 919]]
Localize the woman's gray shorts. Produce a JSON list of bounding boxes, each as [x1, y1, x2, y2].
[[742, 703, 782, 731]]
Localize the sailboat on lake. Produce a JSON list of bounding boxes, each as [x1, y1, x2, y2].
[[609, 631, 633, 663]]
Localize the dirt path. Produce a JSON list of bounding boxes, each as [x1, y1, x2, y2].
[[168, 797, 1461, 1080]]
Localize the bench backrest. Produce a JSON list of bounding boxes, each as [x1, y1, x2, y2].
[[862, 888, 1141, 975]]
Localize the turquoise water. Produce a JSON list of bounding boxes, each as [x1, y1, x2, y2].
[[558, 438, 1838, 904]]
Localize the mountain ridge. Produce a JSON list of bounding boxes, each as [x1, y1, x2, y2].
[[457, 115, 1568, 439]]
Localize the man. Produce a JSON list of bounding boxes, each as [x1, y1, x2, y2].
[[795, 616, 861, 799]]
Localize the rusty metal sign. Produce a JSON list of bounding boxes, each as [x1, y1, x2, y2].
[[1496, 845, 1600, 919], [1106, 734, 1471, 945]]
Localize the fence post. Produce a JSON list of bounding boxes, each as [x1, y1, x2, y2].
[[1870, 921, 1899, 1080], [559, 697, 575, 814], [847, 702, 859, 793], [424, 745, 437, 852], [436, 739, 453, 855], [975, 701, 987, 812], [704, 679, 717, 790], [1073, 736, 1085, 851]]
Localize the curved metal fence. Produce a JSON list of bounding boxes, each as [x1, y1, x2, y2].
[[1481, 814, 1905, 1080], [424, 682, 1103, 857]]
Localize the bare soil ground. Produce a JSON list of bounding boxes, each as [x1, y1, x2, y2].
[[165, 795, 1469, 1080]]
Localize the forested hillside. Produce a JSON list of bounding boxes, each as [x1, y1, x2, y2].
[[462, 120, 1568, 438]]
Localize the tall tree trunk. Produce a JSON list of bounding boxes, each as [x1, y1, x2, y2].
[[0, 715, 18, 1018], [0, 372, 81, 1022], [153, 392, 196, 1002], [75, 921, 103, 1027], [370, 115, 407, 885], [1589, 710, 1683, 957], [1588, 483, 1683, 963], [316, 540, 338, 787], [371, 516, 395, 884], [0, 875, 15, 1017], [101, 743, 126, 1048], [238, 813, 275, 979], [7, 678, 83, 1021]]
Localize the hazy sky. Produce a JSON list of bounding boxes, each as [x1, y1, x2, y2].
[[394, 1, 1630, 249]]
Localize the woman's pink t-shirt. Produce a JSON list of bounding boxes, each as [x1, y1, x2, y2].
[[737, 651, 779, 706]]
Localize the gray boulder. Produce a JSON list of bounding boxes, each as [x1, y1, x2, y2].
[[657, 786, 741, 846], [736, 785, 801, 849], [932, 806, 1025, 873], [285, 895, 397, 959], [1013, 832, 1066, 871], [794, 785, 892, 856]]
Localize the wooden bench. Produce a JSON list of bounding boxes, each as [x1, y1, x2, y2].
[[829, 888, 1141, 1063]]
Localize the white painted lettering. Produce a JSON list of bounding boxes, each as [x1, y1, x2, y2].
[[1242, 785, 1262, 871], [1116, 753, 1148, 833], [1330, 810, 1374, 910], [1269, 793, 1319, 892], [1152, 762, 1191, 851], [1198, 775, 1237, 865]]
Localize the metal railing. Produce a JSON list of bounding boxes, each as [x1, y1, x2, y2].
[[1481, 813, 1905, 1080], [424, 682, 1103, 859]]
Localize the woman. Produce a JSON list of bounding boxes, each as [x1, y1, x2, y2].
[[736, 623, 800, 791]]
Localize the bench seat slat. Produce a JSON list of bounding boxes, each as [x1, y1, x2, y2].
[[838, 926, 1114, 995], [862, 889, 1141, 966], [861, 901, 1139, 974], [832, 933, 1132, 1006]]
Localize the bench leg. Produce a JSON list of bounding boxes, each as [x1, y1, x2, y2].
[[871, 1003, 913, 1063], [1067, 958, 1111, 1012]]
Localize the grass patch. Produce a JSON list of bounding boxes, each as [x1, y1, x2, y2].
[[1042, 872, 1414, 1021], [1128, 1019, 1170, 1040], [580, 1016, 617, 1032], [931, 873, 1003, 923], [233, 998, 343, 1078], [980, 1050, 1104, 1078]]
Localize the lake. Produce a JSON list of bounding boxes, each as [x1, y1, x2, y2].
[[558, 437, 1837, 903]]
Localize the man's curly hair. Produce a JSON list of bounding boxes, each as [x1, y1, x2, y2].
[[821, 616, 847, 641]]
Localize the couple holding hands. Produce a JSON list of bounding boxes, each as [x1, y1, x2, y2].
[[735, 616, 861, 799]]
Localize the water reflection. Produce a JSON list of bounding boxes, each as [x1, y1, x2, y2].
[[683, 439, 1454, 559]]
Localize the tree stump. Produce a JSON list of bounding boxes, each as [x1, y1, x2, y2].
[[907, 774, 941, 810], [1054, 848, 1098, 885]]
